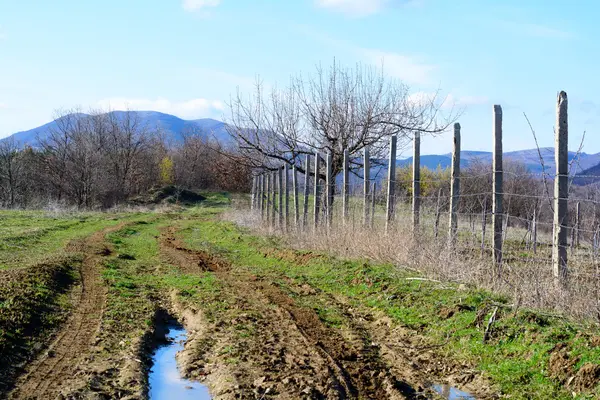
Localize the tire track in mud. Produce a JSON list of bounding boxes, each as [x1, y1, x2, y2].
[[158, 226, 415, 399], [282, 267, 495, 399], [8, 223, 126, 400], [159, 226, 226, 274], [266, 248, 499, 398], [257, 282, 424, 399], [257, 282, 387, 399]]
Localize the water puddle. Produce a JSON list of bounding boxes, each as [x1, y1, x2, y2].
[[149, 321, 211, 399], [431, 384, 476, 399]]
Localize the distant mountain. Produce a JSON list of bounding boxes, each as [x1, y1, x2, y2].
[[399, 148, 600, 176], [3, 111, 232, 147], [573, 163, 600, 186], [5, 113, 600, 181], [5, 113, 88, 145], [398, 155, 453, 170]]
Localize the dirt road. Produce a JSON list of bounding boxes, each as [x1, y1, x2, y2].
[[157, 227, 485, 399], [8, 225, 122, 399], [3, 221, 491, 399]]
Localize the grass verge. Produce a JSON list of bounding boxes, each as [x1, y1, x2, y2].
[[0, 211, 135, 269], [175, 215, 600, 400], [0, 256, 80, 391]]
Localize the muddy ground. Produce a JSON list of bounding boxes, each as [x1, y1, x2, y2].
[[0, 219, 496, 400], [157, 227, 493, 399], [5, 224, 128, 400]]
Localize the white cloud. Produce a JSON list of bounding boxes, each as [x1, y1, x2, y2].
[[182, 0, 221, 12], [444, 94, 489, 108], [314, 0, 423, 17], [188, 67, 256, 90], [499, 20, 573, 39], [407, 91, 434, 106], [362, 49, 436, 86], [0, 102, 7, 109], [315, 0, 388, 17], [97, 97, 225, 119], [521, 23, 573, 39], [407, 92, 488, 111], [291, 25, 438, 86]]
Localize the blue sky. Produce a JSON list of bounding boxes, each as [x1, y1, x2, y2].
[[0, 0, 597, 155]]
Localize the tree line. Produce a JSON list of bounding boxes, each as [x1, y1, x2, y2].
[[0, 60, 457, 209], [0, 109, 251, 209], [395, 158, 600, 244]]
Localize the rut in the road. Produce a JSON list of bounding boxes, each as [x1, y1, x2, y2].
[[9, 224, 123, 400], [159, 226, 227, 274], [158, 226, 413, 399]]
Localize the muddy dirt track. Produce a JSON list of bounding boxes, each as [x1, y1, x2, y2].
[[2, 222, 492, 399], [7, 224, 123, 400], [157, 227, 491, 399]]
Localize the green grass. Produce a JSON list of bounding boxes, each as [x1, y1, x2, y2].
[[0, 256, 80, 386], [102, 219, 164, 342], [1, 197, 599, 399], [100, 213, 229, 345], [175, 214, 600, 400], [198, 191, 231, 208], [0, 210, 141, 269]]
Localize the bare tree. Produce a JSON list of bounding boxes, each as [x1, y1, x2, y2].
[[226, 60, 458, 179], [0, 107, 258, 208], [98, 110, 154, 205], [0, 137, 26, 207], [38, 109, 87, 203], [173, 126, 213, 189]]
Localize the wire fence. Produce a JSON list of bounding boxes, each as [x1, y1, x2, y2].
[[245, 95, 600, 320], [247, 169, 600, 318], [252, 175, 600, 260]]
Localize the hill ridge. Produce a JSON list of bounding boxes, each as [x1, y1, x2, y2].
[[3, 111, 230, 147], [4, 112, 600, 176]]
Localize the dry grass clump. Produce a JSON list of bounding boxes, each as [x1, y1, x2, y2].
[[225, 208, 600, 322]]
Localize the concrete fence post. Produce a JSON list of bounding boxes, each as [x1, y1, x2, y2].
[[265, 172, 273, 225], [412, 132, 421, 229], [493, 105, 504, 271], [259, 175, 265, 213], [303, 155, 310, 227], [313, 152, 321, 230], [449, 123, 461, 243], [271, 171, 277, 227], [293, 165, 300, 228], [326, 152, 333, 228], [262, 174, 267, 212], [254, 175, 259, 212], [251, 175, 256, 210], [481, 199, 487, 258], [363, 148, 370, 226], [343, 149, 349, 224], [284, 164, 290, 231], [553, 91, 569, 282], [278, 167, 284, 230], [255, 175, 260, 210], [370, 182, 377, 229], [575, 201, 581, 248], [386, 135, 397, 232], [532, 208, 538, 254], [448, 122, 460, 243]]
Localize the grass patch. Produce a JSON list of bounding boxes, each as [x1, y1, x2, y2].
[[0, 211, 140, 269], [176, 217, 600, 400], [100, 212, 228, 345], [2, 200, 598, 399], [0, 256, 80, 389]]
